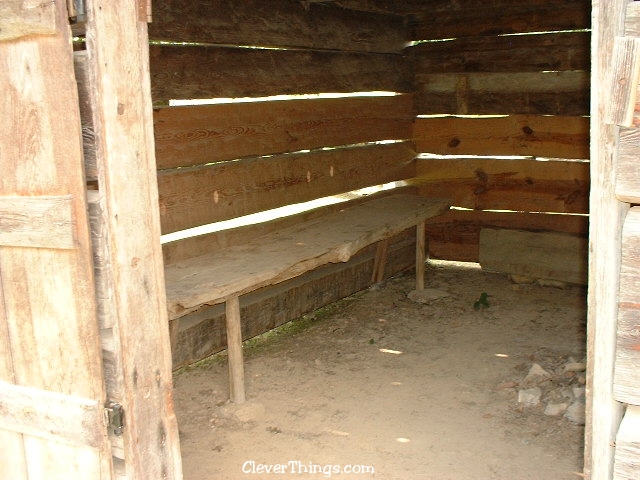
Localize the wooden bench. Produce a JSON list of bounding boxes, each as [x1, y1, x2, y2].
[[164, 194, 450, 403]]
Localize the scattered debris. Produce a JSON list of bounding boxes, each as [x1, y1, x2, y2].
[[512, 355, 587, 424]]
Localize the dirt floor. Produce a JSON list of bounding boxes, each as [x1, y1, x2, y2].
[[173, 260, 587, 480]]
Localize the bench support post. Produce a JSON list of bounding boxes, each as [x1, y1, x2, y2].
[[416, 221, 426, 290], [225, 296, 246, 403], [371, 239, 390, 284]]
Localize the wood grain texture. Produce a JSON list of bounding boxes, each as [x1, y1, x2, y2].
[[615, 207, 640, 404], [0, 0, 58, 41], [425, 208, 588, 263], [414, 71, 590, 116], [158, 142, 416, 234], [0, 380, 104, 448], [613, 406, 640, 480], [625, 1, 640, 37], [413, 115, 590, 159], [604, 37, 640, 128], [411, 32, 589, 74], [164, 195, 450, 319], [149, 44, 411, 105], [617, 127, 640, 203], [0, 1, 113, 478], [84, 0, 182, 477], [149, 0, 405, 53], [415, 157, 589, 214], [479, 228, 588, 285], [0, 195, 76, 249], [585, 0, 628, 477], [154, 95, 413, 169], [410, 0, 590, 40]]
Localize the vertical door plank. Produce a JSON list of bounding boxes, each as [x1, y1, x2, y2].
[[84, 0, 182, 478]]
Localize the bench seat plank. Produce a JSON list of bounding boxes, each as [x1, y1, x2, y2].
[[165, 194, 450, 320]]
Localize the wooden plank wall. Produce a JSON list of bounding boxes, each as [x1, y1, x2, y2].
[[149, 0, 416, 366], [408, 0, 591, 263]]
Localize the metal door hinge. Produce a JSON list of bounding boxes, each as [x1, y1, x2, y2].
[[105, 401, 124, 436]]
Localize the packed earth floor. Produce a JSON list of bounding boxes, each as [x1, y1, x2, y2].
[[173, 260, 587, 480]]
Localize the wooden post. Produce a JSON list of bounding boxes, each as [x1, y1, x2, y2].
[[585, 1, 628, 478], [371, 239, 389, 284], [416, 222, 426, 290], [226, 296, 246, 404], [84, 0, 182, 477]]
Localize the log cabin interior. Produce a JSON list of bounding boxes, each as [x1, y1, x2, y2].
[[2, 0, 640, 479]]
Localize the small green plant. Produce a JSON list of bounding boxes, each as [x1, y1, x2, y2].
[[473, 292, 490, 310]]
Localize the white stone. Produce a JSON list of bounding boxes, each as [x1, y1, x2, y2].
[[572, 387, 586, 400], [522, 363, 552, 386], [544, 402, 569, 416], [564, 400, 586, 425], [564, 362, 586, 372], [518, 387, 542, 406]]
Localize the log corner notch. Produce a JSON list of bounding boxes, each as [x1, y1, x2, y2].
[[0, 1, 59, 42]]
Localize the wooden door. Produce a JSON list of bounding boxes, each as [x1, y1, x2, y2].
[[1, 1, 182, 479], [0, 2, 114, 479]]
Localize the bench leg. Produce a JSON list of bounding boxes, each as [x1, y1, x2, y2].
[[168, 318, 179, 363], [371, 238, 390, 284], [416, 221, 426, 290], [226, 296, 246, 404]]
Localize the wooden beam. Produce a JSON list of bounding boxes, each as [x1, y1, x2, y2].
[[413, 115, 590, 159], [0, 195, 76, 249], [415, 157, 590, 214], [149, 45, 411, 105], [158, 142, 416, 235], [479, 228, 588, 285], [424, 208, 589, 263], [411, 32, 590, 74], [414, 71, 590, 116], [411, 1, 590, 41], [149, 0, 406, 54], [84, 0, 182, 477], [154, 95, 413, 169]]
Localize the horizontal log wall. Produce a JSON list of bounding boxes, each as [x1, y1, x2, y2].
[[408, 0, 591, 264], [150, 0, 415, 365]]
